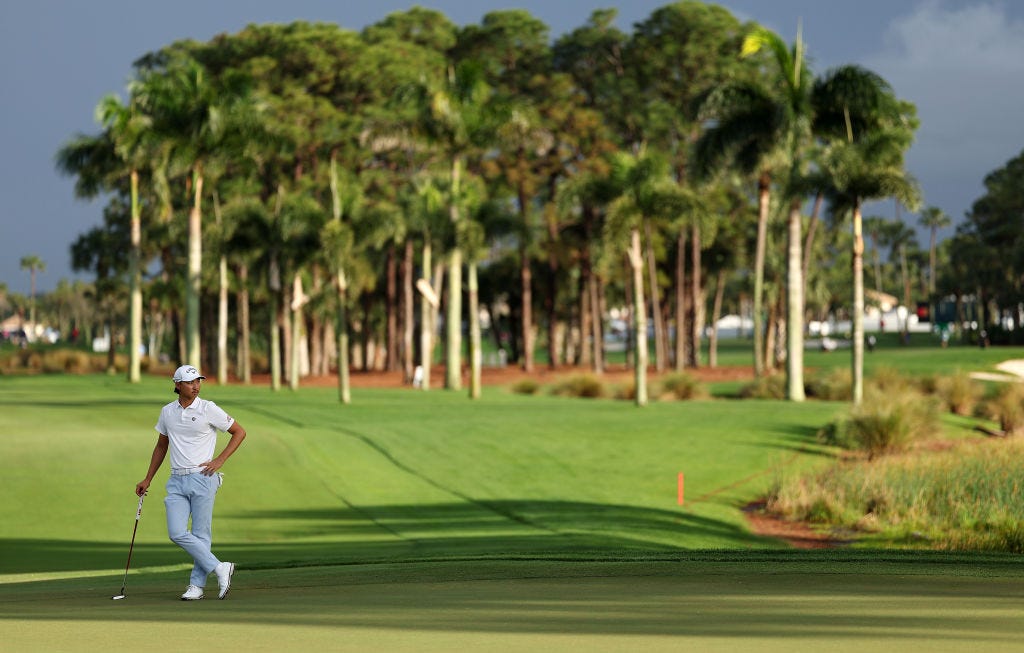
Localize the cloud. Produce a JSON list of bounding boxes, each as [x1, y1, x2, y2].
[[879, 1, 1024, 72], [864, 2, 1024, 218]]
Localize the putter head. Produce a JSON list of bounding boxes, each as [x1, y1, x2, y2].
[[111, 594, 126, 600]]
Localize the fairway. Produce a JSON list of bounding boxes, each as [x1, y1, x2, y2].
[[2, 374, 1023, 651]]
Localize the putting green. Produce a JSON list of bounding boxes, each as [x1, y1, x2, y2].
[[3, 557, 1023, 652]]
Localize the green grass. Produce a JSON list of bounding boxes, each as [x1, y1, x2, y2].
[[0, 374, 842, 570], [2, 372, 1023, 651]]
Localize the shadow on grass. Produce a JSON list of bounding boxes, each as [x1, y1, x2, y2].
[[0, 500, 769, 575], [2, 556, 1023, 646]]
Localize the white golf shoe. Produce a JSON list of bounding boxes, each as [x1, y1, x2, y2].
[[181, 584, 204, 601], [215, 562, 235, 599]]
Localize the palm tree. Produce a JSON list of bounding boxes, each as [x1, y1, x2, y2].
[[19, 255, 45, 332], [415, 61, 499, 390], [606, 149, 695, 407], [699, 27, 909, 401], [95, 92, 151, 383], [918, 206, 952, 297], [696, 26, 811, 389], [135, 55, 253, 366], [822, 128, 920, 404]]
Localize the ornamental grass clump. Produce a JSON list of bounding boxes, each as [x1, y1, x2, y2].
[[818, 386, 939, 459], [805, 368, 852, 401], [550, 374, 606, 399], [510, 379, 540, 395], [739, 374, 785, 399], [985, 382, 1024, 436], [932, 370, 983, 416], [657, 372, 707, 401]]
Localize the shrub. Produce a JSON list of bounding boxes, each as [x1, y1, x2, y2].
[[933, 370, 983, 416], [985, 382, 1024, 436], [657, 372, 706, 401], [819, 387, 939, 458], [510, 379, 540, 395], [615, 380, 636, 401], [41, 350, 81, 373], [805, 368, 852, 401], [550, 374, 605, 399], [739, 374, 785, 399]]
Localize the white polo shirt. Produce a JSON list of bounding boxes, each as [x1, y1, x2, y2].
[[155, 397, 235, 470]]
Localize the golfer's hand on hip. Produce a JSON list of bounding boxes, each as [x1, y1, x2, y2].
[[200, 459, 224, 475]]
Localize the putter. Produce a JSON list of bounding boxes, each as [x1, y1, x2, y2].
[[112, 493, 145, 600]]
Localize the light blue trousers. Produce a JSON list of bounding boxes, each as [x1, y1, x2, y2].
[[165, 472, 223, 587]]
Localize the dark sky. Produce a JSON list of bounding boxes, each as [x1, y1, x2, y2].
[[2, 0, 1022, 295]]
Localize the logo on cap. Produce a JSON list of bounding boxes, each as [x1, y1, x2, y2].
[[173, 365, 206, 382]]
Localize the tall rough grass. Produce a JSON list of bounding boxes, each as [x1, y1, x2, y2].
[[805, 368, 852, 401], [818, 385, 940, 459], [768, 438, 1024, 552], [739, 374, 785, 399], [0, 348, 123, 374], [550, 374, 606, 398], [657, 372, 707, 401], [985, 382, 1024, 435], [931, 370, 983, 416]]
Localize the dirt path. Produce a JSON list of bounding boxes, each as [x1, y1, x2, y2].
[[249, 363, 756, 390]]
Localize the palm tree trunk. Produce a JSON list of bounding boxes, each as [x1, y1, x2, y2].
[[852, 202, 866, 405], [214, 193, 228, 386], [674, 230, 687, 371], [218, 255, 228, 384], [801, 193, 823, 302], [753, 174, 770, 377], [269, 255, 282, 391], [445, 158, 462, 390], [402, 239, 415, 383], [468, 260, 481, 399], [520, 244, 534, 372], [544, 198, 560, 370], [186, 168, 203, 365], [336, 271, 351, 404], [900, 244, 911, 335], [709, 268, 726, 368], [929, 227, 938, 297], [290, 274, 305, 391], [589, 267, 604, 374], [128, 169, 142, 383], [386, 243, 398, 371], [644, 221, 666, 372], [689, 223, 703, 368], [629, 229, 648, 407], [237, 264, 251, 384], [786, 200, 805, 401], [446, 247, 463, 390], [328, 154, 351, 402], [418, 240, 433, 391], [579, 259, 592, 368]]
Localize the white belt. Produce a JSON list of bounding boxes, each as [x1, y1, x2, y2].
[[171, 466, 205, 476]]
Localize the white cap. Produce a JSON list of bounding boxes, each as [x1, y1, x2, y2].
[[172, 365, 206, 382]]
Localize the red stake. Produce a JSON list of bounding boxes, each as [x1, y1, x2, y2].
[[677, 472, 685, 505]]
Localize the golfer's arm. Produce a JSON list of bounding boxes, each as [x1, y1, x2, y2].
[[143, 435, 169, 483], [213, 421, 246, 466]]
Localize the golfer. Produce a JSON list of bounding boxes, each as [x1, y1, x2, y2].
[[135, 364, 247, 601]]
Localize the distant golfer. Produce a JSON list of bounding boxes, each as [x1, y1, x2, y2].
[[135, 364, 247, 601]]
